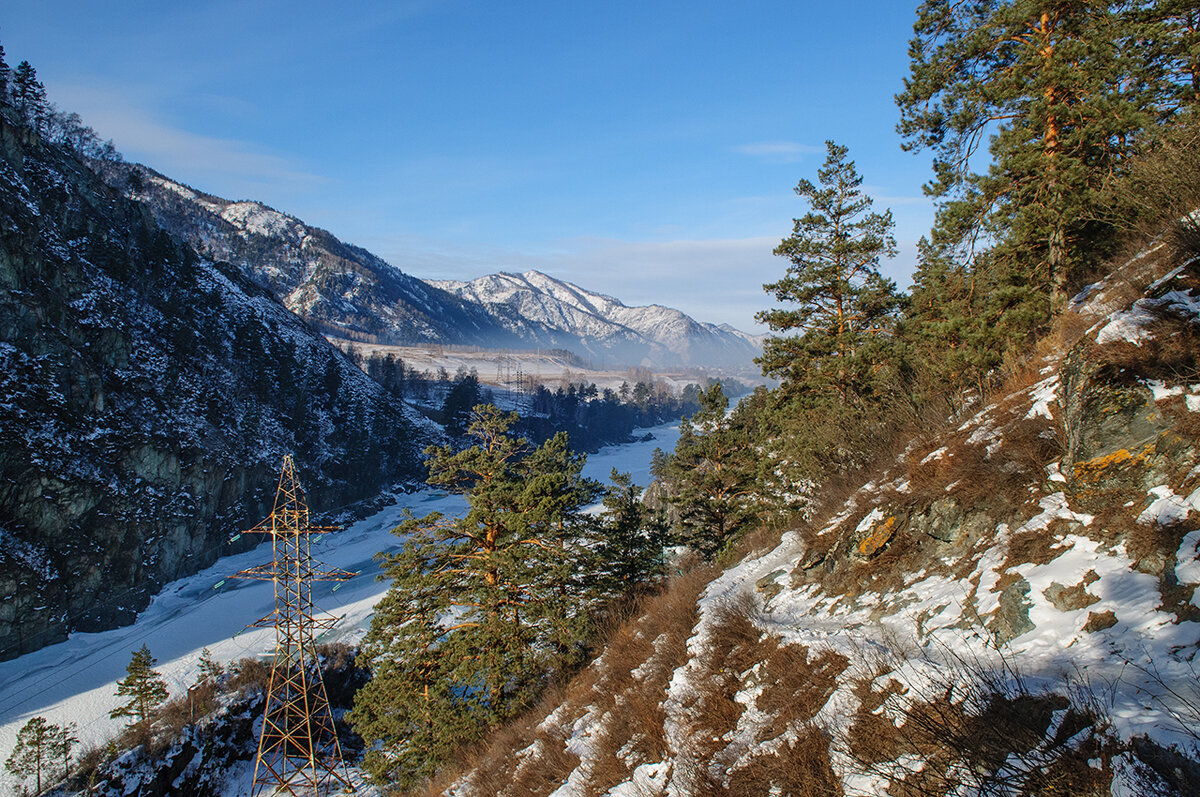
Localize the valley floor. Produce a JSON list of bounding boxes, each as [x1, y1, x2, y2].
[[329, 339, 762, 394]]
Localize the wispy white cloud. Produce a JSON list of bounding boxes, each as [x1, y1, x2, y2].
[[362, 233, 785, 333], [365, 229, 925, 334], [861, 184, 933, 207], [46, 82, 327, 198], [732, 141, 822, 163]]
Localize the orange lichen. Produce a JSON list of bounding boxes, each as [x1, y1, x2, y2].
[[1071, 445, 1152, 484], [858, 516, 896, 557]]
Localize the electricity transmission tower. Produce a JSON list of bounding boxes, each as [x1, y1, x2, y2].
[[233, 455, 355, 796]]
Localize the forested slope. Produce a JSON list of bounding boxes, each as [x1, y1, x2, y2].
[[0, 99, 427, 660]]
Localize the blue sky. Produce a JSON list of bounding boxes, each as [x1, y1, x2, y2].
[[4, 1, 935, 333]]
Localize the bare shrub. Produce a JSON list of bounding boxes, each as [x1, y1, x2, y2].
[[721, 726, 843, 797], [1113, 114, 1200, 257], [225, 656, 272, 695], [675, 595, 762, 778], [153, 679, 220, 744], [424, 563, 717, 797], [847, 672, 906, 766], [850, 647, 1111, 797]]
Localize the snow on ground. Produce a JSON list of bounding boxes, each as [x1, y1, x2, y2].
[[0, 422, 679, 794], [328, 340, 755, 394], [217, 759, 384, 797]]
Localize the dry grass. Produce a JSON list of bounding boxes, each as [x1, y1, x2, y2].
[[847, 672, 906, 766], [675, 596, 761, 775], [718, 523, 788, 568], [1097, 316, 1200, 384], [1157, 394, 1200, 442], [754, 641, 848, 742], [720, 727, 843, 797], [845, 649, 1112, 797], [421, 564, 716, 797], [668, 594, 850, 796]]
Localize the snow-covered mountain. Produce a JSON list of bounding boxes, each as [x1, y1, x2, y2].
[[95, 165, 761, 370], [94, 162, 516, 347], [432, 270, 763, 368]]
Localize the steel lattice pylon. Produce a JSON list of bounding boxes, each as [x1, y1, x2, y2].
[[233, 455, 356, 796]]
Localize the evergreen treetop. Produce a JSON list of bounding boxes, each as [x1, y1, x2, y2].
[[756, 140, 901, 409], [351, 404, 607, 789], [5, 716, 58, 793], [109, 645, 169, 729], [895, 0, 1186, 300]]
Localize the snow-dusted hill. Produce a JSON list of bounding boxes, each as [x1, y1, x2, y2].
[[100, 165, 760, 370], [437, 244, 1200, 795], [432, 270, 763, 368], [95, 162, 514, 347], [0, 110, 428, 662]]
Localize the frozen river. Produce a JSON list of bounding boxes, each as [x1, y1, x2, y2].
[[0, 419, 680, 791]]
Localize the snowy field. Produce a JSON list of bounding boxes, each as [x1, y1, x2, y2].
[[329, 339, 756, 394], [0, 421, 680, 794]]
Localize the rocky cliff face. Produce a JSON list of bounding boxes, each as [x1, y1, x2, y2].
[[0, 110, 428, 660], [438, 243, 1200, 794]]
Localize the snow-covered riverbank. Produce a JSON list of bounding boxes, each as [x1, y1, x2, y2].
[[0, 420, 680, 793]]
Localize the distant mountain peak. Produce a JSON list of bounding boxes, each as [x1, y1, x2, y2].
[[432, 270, 761, 369], [104, 163, 759, 369]]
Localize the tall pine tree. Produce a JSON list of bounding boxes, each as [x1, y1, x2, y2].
[[351, 404, 602, 789], [5, 717, 58, 793], [109, 645, 169, 730], [757, 141, 901, 410], [896, 0, 1181, 304], [655, 383, 759, 559]]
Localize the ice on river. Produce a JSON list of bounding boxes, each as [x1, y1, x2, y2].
[[0, 421, 679, 794]]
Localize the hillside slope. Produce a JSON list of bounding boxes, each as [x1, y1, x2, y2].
[[0, 110, 430, 660], [94, 162, 761, 369], [438, 243, 1200, 795], [430, 270, 763, 369], [94, 161, 513, 347]]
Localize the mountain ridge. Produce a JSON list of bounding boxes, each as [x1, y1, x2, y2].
[[96, 163, 760, 370], [432, 269, 764, 368], [94, 161, 517, 347]]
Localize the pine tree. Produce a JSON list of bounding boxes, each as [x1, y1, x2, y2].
[[596, 469, 667, 591], [109, 645, 169, 729], [0, 44, 10, 105], [656, 384, 759, 559], [351, 404, 602, 789], [197, 647, 224, 684], [1145, 0, 1200, 109], [350, 543, 476, 788], [11, 61, 48, 132], [756, 140, 901, 410], [50, 723, 77, 783], [896, 1, 1180, 303], [5, 716, 60, 793]]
